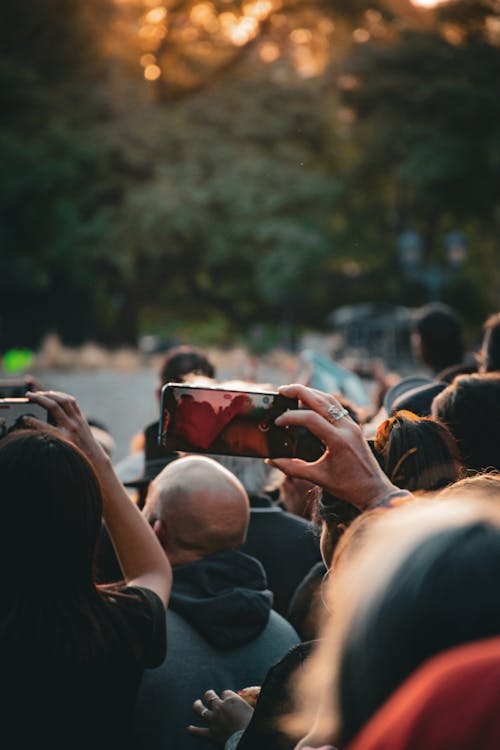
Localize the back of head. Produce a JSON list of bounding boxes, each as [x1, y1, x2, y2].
[[482, 313, 500, 373], [286, 498, 500, 747], [414, 303, 464, 372], [338, 519, 500, 745], [159, 345, 215, 386], [432, 373, 500, 472], [0, 429, 102, 592], [374, 410, 462, 492], [144, 455, 250, 564], [347, 636, 500, 750], [439, 472, 500, 503]]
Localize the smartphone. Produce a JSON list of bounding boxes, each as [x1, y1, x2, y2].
[[0, 398, 49, 439], [0, 378, 34, 399], [159, 383, 325, 461]]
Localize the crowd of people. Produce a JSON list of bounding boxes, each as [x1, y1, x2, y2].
[[3, 303, 500, 749]]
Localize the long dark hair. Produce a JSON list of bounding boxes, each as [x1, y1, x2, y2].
[[338, 521, 500, 745], [1, 429, 102, 588], [0, 430, 120, 667]]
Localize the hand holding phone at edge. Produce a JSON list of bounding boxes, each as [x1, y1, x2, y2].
[[268, 384, 397, 512]]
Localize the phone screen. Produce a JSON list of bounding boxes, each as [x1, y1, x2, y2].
[[0, 379, 31, 399], [159, 384, 324, 461], [0, 399, 48, 439]]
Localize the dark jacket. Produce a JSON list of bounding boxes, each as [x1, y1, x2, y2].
[[132, 549, 299, 750], [242, 494, 322, 616], [169, 549, 273, 648]]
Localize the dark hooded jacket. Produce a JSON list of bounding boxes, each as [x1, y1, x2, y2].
[[133, 549, 299, 750], [169, 549, 273, 649]]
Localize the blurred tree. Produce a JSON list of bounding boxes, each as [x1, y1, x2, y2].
[[333, 2, 500, 316], [106, 67, 338, 340], [340, 31, 500, 223], [1, 0, 499, 349], [0, 0, 138, 347]]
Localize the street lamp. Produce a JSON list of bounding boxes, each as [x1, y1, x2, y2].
[[397, 228, 467, 302], [443, 231, 468, 271]]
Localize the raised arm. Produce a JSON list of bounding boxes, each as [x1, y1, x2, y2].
[[267, 384, 410, 511], [27, 391, 172, 605]]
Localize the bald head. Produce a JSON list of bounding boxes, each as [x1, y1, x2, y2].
[[144, 455, 250, 565]]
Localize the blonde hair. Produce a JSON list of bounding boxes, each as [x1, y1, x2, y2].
[[286, 496, 500, 746], [439, 471, 500, 502]]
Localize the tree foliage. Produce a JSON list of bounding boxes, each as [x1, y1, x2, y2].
[[1, 0, 499, 348]]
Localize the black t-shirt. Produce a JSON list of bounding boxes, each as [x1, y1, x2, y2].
[[1, 584, 166, 750]]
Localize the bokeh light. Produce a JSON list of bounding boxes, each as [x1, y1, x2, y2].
[[144, 63, 161, 80], [411, 0, 449, 6], [140, 53, 156, 66], [243, 0, 274, 20], [145, 6, 167, 24], [290, 28, 313, 44], [259, 41, 280, 63], [226, 16, 259, 46], [352, 28, 370, 43], [190, 2, 216, 26]]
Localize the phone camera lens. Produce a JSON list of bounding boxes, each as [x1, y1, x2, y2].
[[263, 396, 270, 405]]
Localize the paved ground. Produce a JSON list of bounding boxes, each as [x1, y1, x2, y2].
[[36, 369, 159, 461]]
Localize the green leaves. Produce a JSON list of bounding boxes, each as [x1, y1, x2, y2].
[[3, 0, 500, 347]]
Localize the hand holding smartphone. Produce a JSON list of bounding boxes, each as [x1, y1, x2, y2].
[[159, 384, 325, 461]]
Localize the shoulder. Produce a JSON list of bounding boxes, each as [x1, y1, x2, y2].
[[163, 609, 220, 659], [250, 506, 316, 534], [99, 584, 166, 667], [271, 640, 316, 673], [250, 609, 300, 657], [267, 610, 301, 638]]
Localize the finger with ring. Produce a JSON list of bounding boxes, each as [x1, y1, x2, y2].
[[327, 404, 349, 423], [204, 689, 219, 705]]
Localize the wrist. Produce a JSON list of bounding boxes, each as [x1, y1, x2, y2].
[[89, 449, 113, 474], [225, 730, 245, 750], [348, 476, 399, 512], [367, 484, 412, 510], [323, 474, 394, 512]]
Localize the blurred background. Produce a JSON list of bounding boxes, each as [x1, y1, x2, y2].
[[1, 0, 500, 357]]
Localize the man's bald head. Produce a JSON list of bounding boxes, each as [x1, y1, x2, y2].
[[144, 455, 250, 565]]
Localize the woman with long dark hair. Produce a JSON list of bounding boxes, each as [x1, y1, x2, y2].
[[0, 390, 171, 749]]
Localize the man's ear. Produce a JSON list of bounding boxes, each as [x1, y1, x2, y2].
[[153, 519, 168, 548]]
